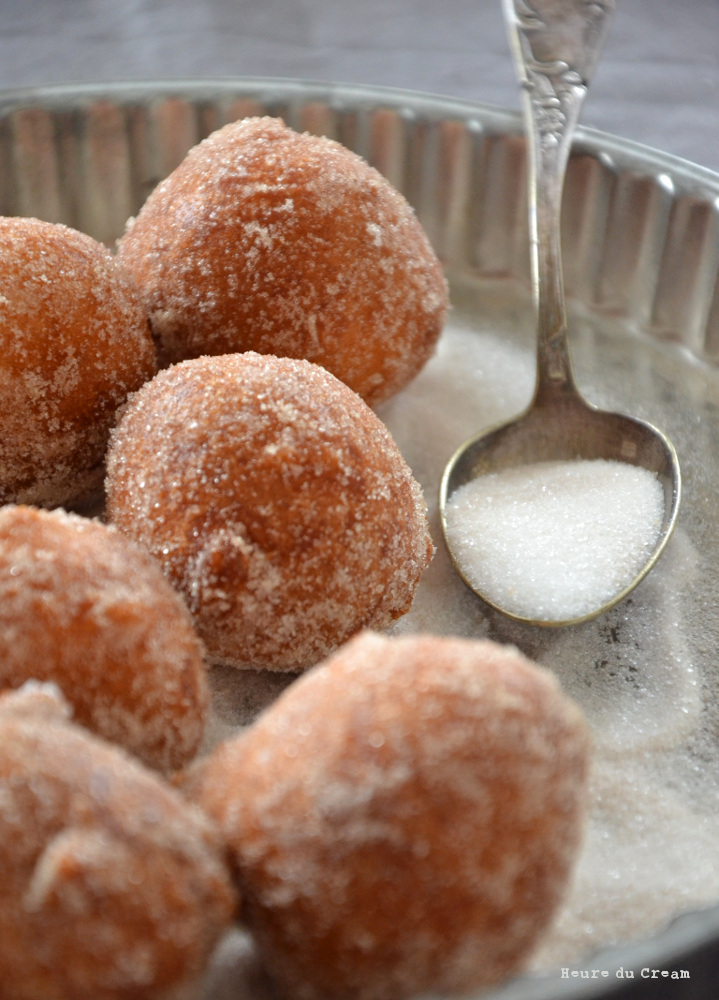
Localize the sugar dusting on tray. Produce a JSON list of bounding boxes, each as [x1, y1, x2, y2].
[[376, 312, 719, 978], [443, 458, 664, 621], [202, 311, 719, 992]]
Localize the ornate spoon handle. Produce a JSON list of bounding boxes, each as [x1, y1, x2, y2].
[[502, 0, 616, 397]]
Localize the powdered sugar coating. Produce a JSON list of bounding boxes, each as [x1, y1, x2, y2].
[[116, 116, 447, 405], [105, 353, 434, 672], [184, 631, 591, 1000], [0, 683, 236, 1000], [0, 216, 156, 509], [0, 505, 209, 771]]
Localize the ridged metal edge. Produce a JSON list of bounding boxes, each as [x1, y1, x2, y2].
[[0, 79, 718, 366]]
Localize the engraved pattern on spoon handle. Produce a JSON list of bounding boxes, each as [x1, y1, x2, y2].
[[502, 0, 616, 395]]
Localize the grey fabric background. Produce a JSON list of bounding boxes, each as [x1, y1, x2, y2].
[[0, 0, 717, 171]]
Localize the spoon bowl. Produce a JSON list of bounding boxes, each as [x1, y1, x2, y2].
[[439, 389, 682, 627], [439, 0, 682, 627]]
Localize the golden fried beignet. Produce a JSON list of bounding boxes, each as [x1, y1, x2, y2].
[[117, 116, 447, 405], [106, 353, 434, 672], [0, 683, 236, 1000], [0, 505, 208, 771], [0, 216, 156, 508], [183, 631, 592, 1000]]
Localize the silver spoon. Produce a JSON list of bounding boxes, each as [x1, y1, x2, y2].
[[439, 0, 681, 627]]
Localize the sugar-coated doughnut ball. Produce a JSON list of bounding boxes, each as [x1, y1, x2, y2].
[[0, 216, 156, 509], [116, 116, 447, 405], [0, 505, 209, 771], [183, 631, 592, 1000], [0, 682, 237, 1000], [105, 353, 434, 672]]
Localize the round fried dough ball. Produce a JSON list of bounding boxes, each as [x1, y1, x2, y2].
[[0, 216, 156, 509], [183, 631, 592, 1000], [0, 682, 237, 1000], [0, 504, 209, 771], [105, 353, 434, 672], [116, 116, 447, 406]]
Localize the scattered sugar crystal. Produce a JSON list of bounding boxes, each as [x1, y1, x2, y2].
[[443, 458, 664, 621]]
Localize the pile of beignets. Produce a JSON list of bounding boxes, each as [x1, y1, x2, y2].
[[0, 116, 592, 1000]]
